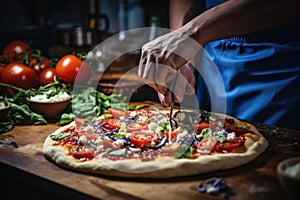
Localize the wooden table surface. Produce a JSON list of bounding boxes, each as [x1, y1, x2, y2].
[[0, 116, 300, 200]]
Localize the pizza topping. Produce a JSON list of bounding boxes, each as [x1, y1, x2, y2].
[[196, 136, 218, 154], [192, 177, 232, 199], [127, 122, 148, 132], [217, 135, 245, 152], [224, 118, 253, 135], [130, 131, 157, 148], [161, 142, 181, 153], [49, 109, 255, 162], [50, 133, 73, 140], [174, 145, 193, 158], [69, 146, 94, 161]]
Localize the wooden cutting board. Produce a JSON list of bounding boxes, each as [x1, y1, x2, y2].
[[1, 112, 300, 200]]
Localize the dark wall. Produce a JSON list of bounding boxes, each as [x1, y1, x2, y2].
[[0, 0, 169, 55]]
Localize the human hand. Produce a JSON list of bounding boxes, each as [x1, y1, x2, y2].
[[157, 62, 196, 106], [138, 30, 200, 104]]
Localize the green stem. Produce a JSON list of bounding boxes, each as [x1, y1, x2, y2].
[[0, 83, 25, 93]]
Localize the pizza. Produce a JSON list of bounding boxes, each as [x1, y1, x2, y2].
[[43, 107, 268, 178]]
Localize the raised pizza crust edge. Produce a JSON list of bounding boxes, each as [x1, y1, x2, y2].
[[43, 115, 269, 179]]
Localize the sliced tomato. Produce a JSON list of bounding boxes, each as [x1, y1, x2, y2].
[[102, 118, 122, 130], [164, 129, 181, 141], [217, 135, 245, 152], [224, 118, 251, 135], [193, 122, 210, 133], [133, 109, 149, 116], [196, 136, 218, 154], [69, 146, 94, 160], [107, 107, 126, 119], [127, 122, 148, 132], [130, 131, 156, 148]]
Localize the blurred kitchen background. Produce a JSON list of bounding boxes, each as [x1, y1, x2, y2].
[[0, 0, 196, 106], [0, 0, 169, 57]]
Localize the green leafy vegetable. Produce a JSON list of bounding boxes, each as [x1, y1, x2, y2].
[[0, 121, 14, 133], [174, 145, 193, 159], [50, 133, 73, 140], [56, 113, 75, 126], [104, 148, 127, 156], [10, 103, 47, 125]]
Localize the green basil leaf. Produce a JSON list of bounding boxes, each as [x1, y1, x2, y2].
[[50, 133, 73, 140]]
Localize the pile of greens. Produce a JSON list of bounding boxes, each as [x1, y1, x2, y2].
[[0, 81, 148, 134]]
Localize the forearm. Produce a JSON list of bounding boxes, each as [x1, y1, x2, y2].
[[169, 0, 204, 30], [179, 0, 300, 45]]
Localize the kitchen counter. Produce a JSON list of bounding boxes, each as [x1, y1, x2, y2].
[[0, 111, 300, 200]]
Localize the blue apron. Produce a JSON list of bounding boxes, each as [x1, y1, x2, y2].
[[195, 0, 300, 130]]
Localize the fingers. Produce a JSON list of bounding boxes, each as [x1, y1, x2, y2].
[[138, 30, 200, 104], [178, 61, 196, 95], [158, 91, 172, 107], [156, 62, 196, 106]]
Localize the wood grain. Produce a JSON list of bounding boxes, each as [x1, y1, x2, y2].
[[0, 116, 300, 199]]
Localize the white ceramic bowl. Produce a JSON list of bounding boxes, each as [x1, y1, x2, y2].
[[277, 156, 300, 199]]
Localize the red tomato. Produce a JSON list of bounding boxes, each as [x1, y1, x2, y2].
[[0, 66, 4, 93], [0, 55, 9, 66], [0, 66, 4, 80], [127, 122, 148, 132], [102, 118, 122, 130], [130, 131, 155, 148], [69, 146, 94, 160], [29, 57, 52, 74], [55, 54, 91, 84], [3, 41, 31, 56], [224, 119, 250, 135], [107, 107, 126, 119], [132, 109, 149, 116], [217, 135, 245, 152], [193, 122, 210, 133], [164, 129, 181, 140], [1, 62, 39, 89], [39, 68, 56, 85], [196, 136, 218, 154]]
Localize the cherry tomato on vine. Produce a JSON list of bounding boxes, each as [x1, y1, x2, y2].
[[1, 62, 39, 89], [55, 54, 91, 84], [3, 41, 31, 56], [39, 68, 56, 85], [0, 66, 4, 79], [0, 55, 9, 66], [29, 57, 52, 74]]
